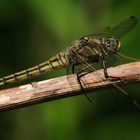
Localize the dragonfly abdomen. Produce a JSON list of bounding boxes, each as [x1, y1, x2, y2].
[[0, 52, 68, 86]]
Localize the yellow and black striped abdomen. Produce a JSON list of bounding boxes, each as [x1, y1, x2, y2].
[[0, 52, 68, 86]]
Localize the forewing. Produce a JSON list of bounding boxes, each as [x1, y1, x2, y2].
[[87, 16, 137, 39]]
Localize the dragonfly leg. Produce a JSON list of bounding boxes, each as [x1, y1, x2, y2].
[[77, 74, 92, 103], [72, 64, 92, 103], [102, 59, 122, 81]]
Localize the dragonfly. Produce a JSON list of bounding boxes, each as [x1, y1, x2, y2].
[[0, 16, 137, 93]]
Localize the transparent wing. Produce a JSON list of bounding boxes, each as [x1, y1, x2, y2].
[[87, 16, 137, 39]]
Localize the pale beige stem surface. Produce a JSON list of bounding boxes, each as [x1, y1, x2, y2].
[[0, 61, 140, 111]]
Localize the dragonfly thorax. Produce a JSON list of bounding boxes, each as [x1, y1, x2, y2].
[[68, 38, 101, 64], [68, 36, 121, 65], [86, 36, 121, 54]]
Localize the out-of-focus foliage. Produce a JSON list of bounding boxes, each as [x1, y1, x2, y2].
[[0, 0, 140, 140]]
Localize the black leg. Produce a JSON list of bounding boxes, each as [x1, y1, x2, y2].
[[102, 59, 122, 81], [102, 59, 108, 78], [72, 64, 75, 74], [66, 65, 69, 75], [72, 64, 92, 103], [77, 74, 92, 103]]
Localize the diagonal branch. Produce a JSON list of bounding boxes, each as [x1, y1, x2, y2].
[[0, 61, 140, 112]]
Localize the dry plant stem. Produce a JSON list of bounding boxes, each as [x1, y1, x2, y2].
[[0, 61, 140, 112]]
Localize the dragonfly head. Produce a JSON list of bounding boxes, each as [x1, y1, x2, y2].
[[105, 37, 121, 53]]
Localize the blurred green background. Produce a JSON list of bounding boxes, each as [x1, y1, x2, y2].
[[0, 0, 140, 140]]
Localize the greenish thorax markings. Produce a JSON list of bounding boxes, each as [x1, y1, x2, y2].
[[67, 36, 121, 66]]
